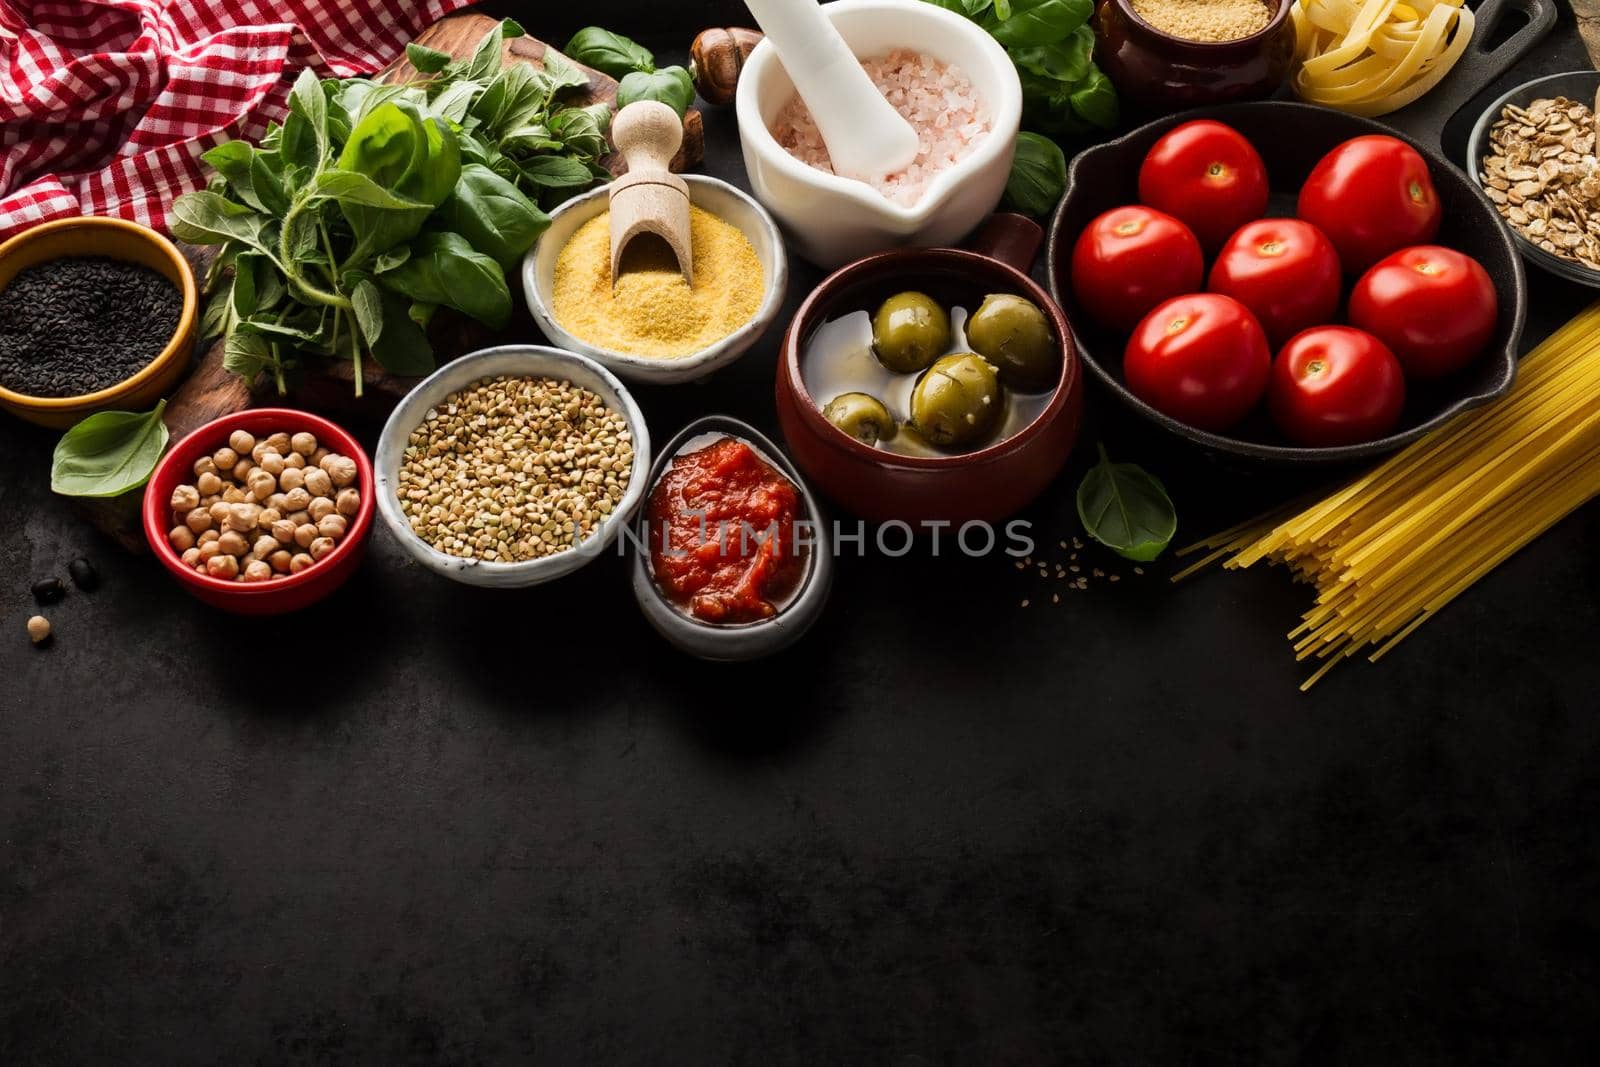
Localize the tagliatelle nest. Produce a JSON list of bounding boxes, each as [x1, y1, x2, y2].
[[1289, 0, 1475, 117]]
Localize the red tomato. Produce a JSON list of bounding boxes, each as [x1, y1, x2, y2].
[[1124, 293, 1272, 432], [1137, 120, 1270, 251], [1348, 245, 1498, 380], [1297, 135, 1441, 271], [1269, 326, 1406, 447], [1207, 219, 1343, 346], [1071, 206, 1205, 333]]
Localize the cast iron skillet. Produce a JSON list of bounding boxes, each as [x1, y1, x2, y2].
[[1045, 0, 1554, 465]]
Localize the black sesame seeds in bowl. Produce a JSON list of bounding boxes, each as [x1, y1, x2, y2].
[[0, 216, 197, 429], [0, 257, 181, 397]]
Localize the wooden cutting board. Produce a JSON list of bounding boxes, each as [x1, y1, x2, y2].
[[93, 13, 705, 549]]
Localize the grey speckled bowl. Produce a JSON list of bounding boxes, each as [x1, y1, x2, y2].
[[374, 345, 651, 588], [630, 416, 832, 661], [1467, 70, 1600, 289]]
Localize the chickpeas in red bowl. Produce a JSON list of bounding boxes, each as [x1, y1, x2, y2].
[[141, 409, 375, 614]]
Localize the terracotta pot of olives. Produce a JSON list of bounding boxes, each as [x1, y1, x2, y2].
[[775, 213, 1084, 525]]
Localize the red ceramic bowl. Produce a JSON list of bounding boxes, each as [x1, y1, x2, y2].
[[776, 214, 1084, 525], [142, 408, 375, 614]]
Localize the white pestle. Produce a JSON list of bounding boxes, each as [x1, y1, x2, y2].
[[743, 0, 920, 183]]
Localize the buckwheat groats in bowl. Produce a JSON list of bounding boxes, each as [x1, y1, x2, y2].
[[395, 375, 636, 564]]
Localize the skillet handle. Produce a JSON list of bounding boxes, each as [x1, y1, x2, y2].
[[1382, 0, 1558, 158], [965, 213, 1043, 274]]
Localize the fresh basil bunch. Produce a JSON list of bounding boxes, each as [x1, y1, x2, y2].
[[924, 0, 1118, 137], [173, 18, 624, 396]]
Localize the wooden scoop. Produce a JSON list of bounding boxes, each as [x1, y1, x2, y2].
[[609, 101, 693, 287]]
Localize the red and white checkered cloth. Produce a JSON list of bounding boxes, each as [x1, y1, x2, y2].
[[0, 0, 473, 242]]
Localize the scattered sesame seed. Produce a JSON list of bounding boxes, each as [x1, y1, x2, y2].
[[1109, 574, 1121, 582], [1134, 566, 1145, 575], [1020, 599, 1030, 608], [1051, 594, 1060, 604], [1069, 565, 1080, 573]]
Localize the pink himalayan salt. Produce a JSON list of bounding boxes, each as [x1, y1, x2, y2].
[[768, 49, 992, 207]]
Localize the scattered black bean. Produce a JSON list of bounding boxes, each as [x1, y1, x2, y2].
[[67, 557, 100, 591], [31, 577, 65, 605], [0, 256, 181, 398]]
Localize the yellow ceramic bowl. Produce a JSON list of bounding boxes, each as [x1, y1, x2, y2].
[[0, 216, 197, 429]]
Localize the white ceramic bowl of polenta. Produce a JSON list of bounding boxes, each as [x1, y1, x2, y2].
[[522, 175, 789, 386]]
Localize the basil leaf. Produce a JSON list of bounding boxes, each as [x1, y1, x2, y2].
[[465, 17, 525, 82], [987, 0, 1091, 46], [1004, 132, 1066, 216], [169, 191, 269, 249], [408, 301, 437, 331], [312, 169, 430, 210], [1068, 66, 1118, 129], [435, 163, 550, 269], [617, 66, 695, 119], [406, 42, 453, 74], [548, 103, 610, 161], [925, 0, 995, 15], [516, 153, 597, 190], [280, 68, 327, 171], [202, 141, 271, 212], [51, 401, 169, 499], [351, 278, 385, 345], [376, 230, 511, 329], [372, 247, 411, 273], [1075, 445, 1176, 562], [541, 51, 590, 95], [199, 285, 234, 347], [223, 332, 273, 379], [1010, 25, 1092, 83], [365, 289, 435, 376], [337, 104, 459, 257], [564, 27, 655, 78], [231, 251, 262, 322], [428, 80, 482, 124]]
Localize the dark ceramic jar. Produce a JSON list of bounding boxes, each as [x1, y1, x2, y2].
[[775, 215, 1084, 525], [1095, 0, 1297, 112]]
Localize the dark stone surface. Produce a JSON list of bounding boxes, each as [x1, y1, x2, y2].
[[4, 2, 1599, 1063]]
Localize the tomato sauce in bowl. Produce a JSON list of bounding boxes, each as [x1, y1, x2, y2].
[[645, 435, 808, 624]]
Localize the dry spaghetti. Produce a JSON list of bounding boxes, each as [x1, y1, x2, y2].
[[1289, 0, 1475, 117], [1175, 303, 1600, 690]]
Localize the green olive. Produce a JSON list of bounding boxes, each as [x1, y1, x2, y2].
[[965, 294, 1059, 392], [822, 392, 897, 446], [910, 353, 1004, 450], [871, 291, 951, 373]]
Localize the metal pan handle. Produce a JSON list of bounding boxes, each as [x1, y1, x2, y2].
[[1382, 0, 1558, 157]]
